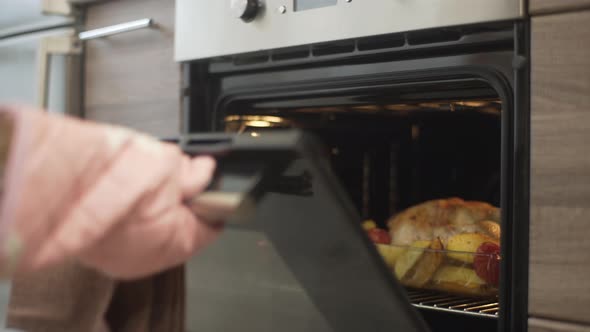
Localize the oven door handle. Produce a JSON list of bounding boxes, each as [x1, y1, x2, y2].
[[78, 18, 155, 41]]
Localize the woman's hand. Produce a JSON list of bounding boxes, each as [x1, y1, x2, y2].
[[0, 105, 221, 279]]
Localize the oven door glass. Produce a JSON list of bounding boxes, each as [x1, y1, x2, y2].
[[183, 131, 430, 332]]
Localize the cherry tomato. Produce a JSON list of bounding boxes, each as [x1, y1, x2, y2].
[[367, 228, 391, 244], [474, 242, 501, 286]]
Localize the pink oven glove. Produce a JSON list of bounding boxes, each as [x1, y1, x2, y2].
[[0, 105, 220, 279]]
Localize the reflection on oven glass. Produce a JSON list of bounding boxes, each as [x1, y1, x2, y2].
[[186, 228, 333, 332]]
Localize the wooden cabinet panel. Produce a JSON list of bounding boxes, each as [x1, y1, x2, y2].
[[530, 318, 590, 332], [530, 0, 590, 15], [530, 10, 590, 324], [83, 0, 180, 138]]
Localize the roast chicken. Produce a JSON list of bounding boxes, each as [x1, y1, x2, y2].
[[370, 198, 501, 297]]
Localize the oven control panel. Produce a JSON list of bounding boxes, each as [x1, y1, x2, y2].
[[175, 0, 523, 61], [230, 0, 260, 22]]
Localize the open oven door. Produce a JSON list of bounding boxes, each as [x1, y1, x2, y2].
[[182, 130, 430, 332]]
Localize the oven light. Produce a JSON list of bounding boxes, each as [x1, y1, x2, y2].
[[225, 115, 287, 128], [246, 120, 272, 127], [458, 101, 488, 107]]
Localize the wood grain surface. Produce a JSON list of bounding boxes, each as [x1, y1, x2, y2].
[[530, 0, 590, 15], [530, 10, 590, 324], [83, 0, 181, 138], [530, 318, 590, 332]]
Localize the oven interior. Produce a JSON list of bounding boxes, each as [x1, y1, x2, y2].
[[218, 78, 502, 332]]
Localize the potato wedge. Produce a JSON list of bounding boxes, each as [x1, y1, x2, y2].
[[362, 220, 377, 231], [432, 265, 486, 288], [394, 240, 431, 280], [447, 233, 498, 263], [479, 220, 501, 240], [375, 244, 405, 268], [431, 265, 493, 296], [402, 238, 444, 288]]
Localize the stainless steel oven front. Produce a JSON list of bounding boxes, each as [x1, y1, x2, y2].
[[174, 0, 524, 61]]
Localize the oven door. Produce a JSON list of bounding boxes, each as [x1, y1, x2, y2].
[[182, 130, 430, 332]]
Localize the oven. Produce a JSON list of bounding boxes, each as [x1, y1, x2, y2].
[[176, 1, 529, 332]]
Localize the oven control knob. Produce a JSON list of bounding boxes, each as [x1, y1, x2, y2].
[[231, 0, 259, 22]]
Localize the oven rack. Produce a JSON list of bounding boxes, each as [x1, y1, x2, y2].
[[406, 289, 499, 318]]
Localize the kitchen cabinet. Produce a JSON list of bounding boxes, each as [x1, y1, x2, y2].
[[0, 0, 73, 38], [82, 0, 181, 138], [0, 28, 80, 114], [530, 9, 590, 326], [529, 318, 590, 332], [7, 262, 114, 332], [530, 0, 590, 15], [0, 0, 80, 114], [0, 2, 79, 329]]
